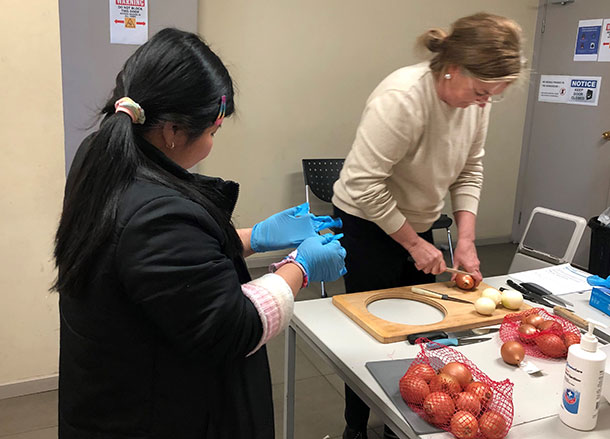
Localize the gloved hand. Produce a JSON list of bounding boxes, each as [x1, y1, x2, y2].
[[587, 274, 610, 287], [251, 202, 343, 253], [294, 234, 347, 283]]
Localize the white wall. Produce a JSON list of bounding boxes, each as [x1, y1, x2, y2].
[[0, 1, 64, 390], [199, 0, 539, 262]]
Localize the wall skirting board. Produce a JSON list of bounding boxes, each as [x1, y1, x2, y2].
[[0, 375, 58, 400]]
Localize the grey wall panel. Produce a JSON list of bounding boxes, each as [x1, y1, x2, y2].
[[59, 0, 198, 173]]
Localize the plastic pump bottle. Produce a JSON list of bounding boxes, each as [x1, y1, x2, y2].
[[559, 319, 607, 430]]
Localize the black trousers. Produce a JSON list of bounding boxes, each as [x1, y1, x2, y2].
[[333, 206, 435, 431]]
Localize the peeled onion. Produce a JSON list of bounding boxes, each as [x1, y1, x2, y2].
[[481, 287, 502, 305], [474, 297, 496, 315], [500, 340, 525, 365], [500, 290, 523, 310]]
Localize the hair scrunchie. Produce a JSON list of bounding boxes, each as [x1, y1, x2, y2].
[[114, 97, 146, 124]]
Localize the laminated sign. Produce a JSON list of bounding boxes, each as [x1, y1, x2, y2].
[[538, 75, 602, 106], [110, 0, 148, 45]]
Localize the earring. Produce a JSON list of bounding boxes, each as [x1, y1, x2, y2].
[[167, 142, 175, 150], [444, 73, 452, 80]]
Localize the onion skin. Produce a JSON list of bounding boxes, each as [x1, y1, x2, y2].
[[538, 320, 562, 333], [479, 411, 507, 439], [440, 362, 473, 389], [518, 323, 538, 343], [535, 333, 567, 358], [466, 382, 493, 407], [522, 314, 544, 328], [455, 274, 475, 290], [501, 340, 525, 365], [563, 332, 581, 349]]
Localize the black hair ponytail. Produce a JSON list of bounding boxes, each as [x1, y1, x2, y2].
[[53, 28, 239, 297]]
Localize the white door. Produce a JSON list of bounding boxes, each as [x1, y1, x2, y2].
[[513, 0, 610, 268]]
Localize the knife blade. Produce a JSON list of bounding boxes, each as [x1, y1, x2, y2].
[[521, 282, 574, 308]]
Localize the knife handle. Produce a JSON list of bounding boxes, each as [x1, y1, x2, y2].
[[411, 287, 442, 299], [426, 339, 458, 350], [407, 331, 449, 345], [553, 306, 588, 330]]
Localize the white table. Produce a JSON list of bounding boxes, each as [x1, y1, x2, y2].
[[283, 275, 610, 439]]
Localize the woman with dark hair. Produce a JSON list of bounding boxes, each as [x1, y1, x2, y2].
[[54, 28, 346, 439], [332, 13, 525, 439]]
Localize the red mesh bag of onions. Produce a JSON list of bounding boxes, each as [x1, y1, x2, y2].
[[499, 308, 581, 359], [399, 338, 514, 439]]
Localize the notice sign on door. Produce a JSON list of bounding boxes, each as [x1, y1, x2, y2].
[[110, 0, 148, 45], [538, 75, 601, 106], [574, 19, 602, 61]]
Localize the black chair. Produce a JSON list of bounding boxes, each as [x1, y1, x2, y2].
[[302, 159, 455, 297]]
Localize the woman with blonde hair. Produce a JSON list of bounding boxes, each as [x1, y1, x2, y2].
[[332, 12, 525, 439]]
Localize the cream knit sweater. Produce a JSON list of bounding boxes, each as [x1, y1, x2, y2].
[[332, 62, 490, 234]]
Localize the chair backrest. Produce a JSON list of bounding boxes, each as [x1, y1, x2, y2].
[[302, 159, 345, 203], [508, 207, 587, 273]]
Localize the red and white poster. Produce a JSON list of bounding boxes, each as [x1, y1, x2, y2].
[[110, 0, 148, 45]]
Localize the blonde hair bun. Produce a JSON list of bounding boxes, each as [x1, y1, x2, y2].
[[418, 12, 525, 81]]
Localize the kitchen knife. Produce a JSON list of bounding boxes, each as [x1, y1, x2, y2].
[[553, 306, 610, 345], [411, 287, 474, 305], [425, 337, 491, 350], [445, 267, 477, 277], [521, 282, 573, 308], [406, 328, 499, 345]]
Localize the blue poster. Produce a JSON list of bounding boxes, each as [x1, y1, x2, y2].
[[574, 19, 603, 61]]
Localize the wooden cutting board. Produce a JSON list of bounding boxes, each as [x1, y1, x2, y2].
[[332, 281, 531, 343]]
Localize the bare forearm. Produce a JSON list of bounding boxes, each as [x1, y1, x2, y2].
[[389, 219, 420, 250], [275, 263, 304, 298], [453, 210, 477, 243], [237, 228, 255, 258]]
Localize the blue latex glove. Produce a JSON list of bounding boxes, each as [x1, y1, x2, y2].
[[251, 202, 343, 253], [294, 234, 347, 283], [587, 275, 610, 288]]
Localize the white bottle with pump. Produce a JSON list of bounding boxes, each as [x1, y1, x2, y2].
[[559, 319, 607, 430]]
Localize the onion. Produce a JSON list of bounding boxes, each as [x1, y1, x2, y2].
[[465, 382, 493, 407], [399, 375, 430, 405], [440, 362, 473, 389], [455, 274, 475, 290], [522, 313, 544, 328], [455, 392, 481, 416], [429, 373, 462, 397], [423, 392, 455, 426], [517, 323, 538, 343], [481, 287, 502, 305], [500, 340, 525, 365], [479, 411, 507, 439], [538, 320, 562, 332], [450, 411, 479, 439], [474, 297, 496, 315], [500, 290, 523, 310]]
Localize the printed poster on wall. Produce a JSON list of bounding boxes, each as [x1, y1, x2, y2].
[[599, 19, 610, 62], [110, 0, 148, 45], [574, 18, 602, 61], [538, 75, 601, 106]]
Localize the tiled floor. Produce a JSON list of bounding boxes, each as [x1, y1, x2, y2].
[[0, 243, 516, 439]]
